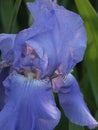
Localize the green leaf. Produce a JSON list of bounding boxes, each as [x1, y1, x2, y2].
[[24, 0, 34, 2], [69, 122, 85, 130], [55, 109, 69, 130], [0, 0, 22, 33], [8, 0, 22, 33], [0, 0, 14, 32], [75, 0, 98, 106], [95, 110, 98, 130], [75, 0, 98, 47]]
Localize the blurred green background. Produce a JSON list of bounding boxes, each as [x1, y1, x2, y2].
[[0, 0, 98, 130]]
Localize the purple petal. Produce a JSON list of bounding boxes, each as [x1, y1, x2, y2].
[[0, 73, 60, 130], [14, 40, 48, 77], [14, 1, 87, 77], [0, 34, 16, 63], [14, 30, 58, 77], [27, 1, 87, 75], [26, 0, 54, 29], [26, 0, 51, 19], [57, 74, 98, 129], [0, 68, 9, 110], [14, 0, 55, 70], [24, 36, 58, 77], [14, 1, 58, 77], [52, 3, 87, 74]]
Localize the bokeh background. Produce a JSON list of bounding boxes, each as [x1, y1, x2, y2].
[[0, 0, 98, 130]]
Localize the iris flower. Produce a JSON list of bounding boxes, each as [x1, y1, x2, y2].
[[0, 0, 98, 130]]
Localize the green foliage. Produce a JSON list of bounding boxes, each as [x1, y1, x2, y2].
[[8, 0, 22, 33], [75, 0, 98, 112], [69, 122, 84, 130], [0, 0, 22, 33], [0, 0, 14, 32], [75, 0, 98, 129]]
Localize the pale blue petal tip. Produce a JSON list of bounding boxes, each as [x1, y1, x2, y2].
[[58, 73, 98, 129]]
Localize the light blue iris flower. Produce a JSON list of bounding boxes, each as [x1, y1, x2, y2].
[[0, 0, 98, 130]]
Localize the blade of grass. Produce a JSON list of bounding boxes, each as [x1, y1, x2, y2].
[[0, 0, 13, 32], [69, 122, 85, 130], [55, 109, 69, 130], [75, 0, 98, 106], [95, 110, 98, 130], [8, 0, 22, 33], [75, 0, 98, 48]]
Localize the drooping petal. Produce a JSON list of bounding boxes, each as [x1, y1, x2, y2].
[[0, 67, 10, 110], [0, 34, 16, 63], [57, 74, 98, 129], [0, 73, 60, 130]]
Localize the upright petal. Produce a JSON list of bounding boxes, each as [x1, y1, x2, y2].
[[27, 1, 87, 74], [26, 0, 54, 27], [52, 2, 87, 74], [58, 74, 98, 129], [0, 73, 60, 130], [14, 1, 87, 77], [0, 34, 16, 63], [14, 0, 58, 78]]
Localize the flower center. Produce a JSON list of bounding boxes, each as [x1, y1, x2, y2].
[[20, 66, 41, 79]]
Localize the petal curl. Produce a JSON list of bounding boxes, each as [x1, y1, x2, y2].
[[0, 34, 16, 63], [0, 73, 60, 130], [24, 36, 58, 77], [14, 40, 48, 77], [57, 74, 98, 129], [14, 29, 58, 77]]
